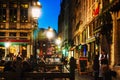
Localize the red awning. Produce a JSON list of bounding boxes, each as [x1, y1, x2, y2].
[[0, 39, 30, 42]]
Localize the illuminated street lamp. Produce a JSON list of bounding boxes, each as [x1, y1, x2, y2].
[[32, 1, 42, 20], [5, 42, 11, 48], [32, 1, 42, 59], [55, 37, 62, 46], [46, 27, 55, 40], [55, 37, 62, 54]]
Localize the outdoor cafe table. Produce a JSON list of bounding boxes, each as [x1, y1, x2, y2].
[[45, 63, 63, 72]]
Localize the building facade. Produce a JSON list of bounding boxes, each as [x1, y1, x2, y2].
[[59, 0, 120, 77], [58, 0, 72, 58], [37, 28, 57, 57], [0, 0, 39, 60]]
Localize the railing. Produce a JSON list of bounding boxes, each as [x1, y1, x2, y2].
[[0, 72, 71, 80]]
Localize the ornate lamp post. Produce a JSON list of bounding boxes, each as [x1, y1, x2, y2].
[[31, 1, 42, 59], [32, 1, 42, 20]]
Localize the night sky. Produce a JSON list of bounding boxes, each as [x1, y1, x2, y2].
[[38, 0, 61, 32]]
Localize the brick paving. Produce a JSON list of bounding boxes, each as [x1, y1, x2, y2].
[[62, 72, 94, 80], [75, 72, 94, 80], [63, 66, 94, 80]]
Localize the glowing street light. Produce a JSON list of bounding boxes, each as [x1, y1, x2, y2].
[[5, 42, 11, 48], [32, 1, 42, 59], [4, 42, 11, 60], [55, 37, 62, 46], [32, 1, 42, 19], [46, 27, 55, 40]]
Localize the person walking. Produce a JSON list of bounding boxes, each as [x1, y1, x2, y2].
[[93, 54, 99, 80], [99, 50, 108, 80], [69, 57, 76, 80]]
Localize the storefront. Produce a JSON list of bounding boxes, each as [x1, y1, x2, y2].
[[0, 39, 31, 60]]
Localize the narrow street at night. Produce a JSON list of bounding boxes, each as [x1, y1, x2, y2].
[[0, 0, 120, 80]]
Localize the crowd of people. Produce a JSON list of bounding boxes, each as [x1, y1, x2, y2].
[[0, 54, 76, 72], [0, 55, 77, 80], [0, 56, 34, 73]]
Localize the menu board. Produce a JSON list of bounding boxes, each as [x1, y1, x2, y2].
[[79, 57, 87, 72]]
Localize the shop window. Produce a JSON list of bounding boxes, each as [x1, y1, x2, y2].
[[0, 46, 5, 59], [22, 45, 27, 58]]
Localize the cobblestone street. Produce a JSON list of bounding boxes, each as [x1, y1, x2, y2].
[[75, 74, 94, 80], [63, 66, 94, 80]]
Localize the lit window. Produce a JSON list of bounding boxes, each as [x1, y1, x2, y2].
[[3, 4, 6, 8], [9, 32, 16, 36], [20, 3, 28, 22], [21, 3, 29, 8], [0, 3, 6, 22]]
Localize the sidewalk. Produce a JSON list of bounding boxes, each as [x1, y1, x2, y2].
[[63, 66, 94, 80], [75, 72, 94, 80]]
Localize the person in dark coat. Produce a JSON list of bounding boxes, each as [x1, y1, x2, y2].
[[69, 57, 76, 80], [4, 61, 14, 72], [93, 55, 99, 80], [22, 61, 33, 72], [99, 50, 108, 80]]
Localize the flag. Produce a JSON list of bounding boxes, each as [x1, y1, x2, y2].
[[93, 1, 99, 16]]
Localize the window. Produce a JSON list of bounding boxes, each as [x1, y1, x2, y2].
[[9, 2, 17, 22], [89, 24, 92, 37], [102, 0, 109, 9], [0, 3, 6, 22], [82, 30, 86, 43], [20, 3, 28, 22], [0, 24, 5, 29], [20, 32, 28, 40], [76, 21, 80, 30], [0, 32, 5, 36], [0, 32, 5, 39], [20, 32, 27, 36], [117, 19, 120, 65], [9, 23, 17, 29], [9, 32, 16, 36]]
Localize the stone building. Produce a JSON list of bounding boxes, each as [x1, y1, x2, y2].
[[0, 0, 40, 60], [58, 0, 72, 58], [59, 0, 120, 77]]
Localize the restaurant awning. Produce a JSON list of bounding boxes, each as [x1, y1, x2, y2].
[[0, 39, 30, 45]]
